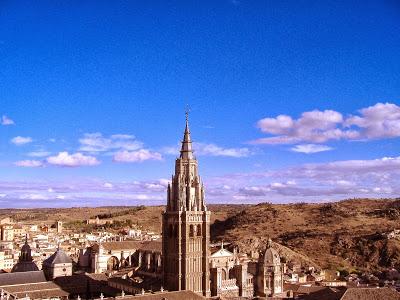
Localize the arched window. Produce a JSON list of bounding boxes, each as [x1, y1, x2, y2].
[[221, 269, 227, 280], [189, 225, 194, 237], [197, 224, 202, 236]]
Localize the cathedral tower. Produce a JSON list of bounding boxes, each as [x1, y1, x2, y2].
[[162, 113, 211, 297]]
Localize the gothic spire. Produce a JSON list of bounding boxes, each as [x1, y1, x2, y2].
[[180, 109, 194, 159]]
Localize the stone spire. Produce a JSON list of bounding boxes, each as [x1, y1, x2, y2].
[[180, 110, 194, 159], [162, 111, 211, 297], [167, 111, 206, 212]]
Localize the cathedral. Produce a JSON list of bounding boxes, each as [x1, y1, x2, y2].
[[162, 114, 211, 297], [83, 114, 286, 299], [161, 114, 285, 299]]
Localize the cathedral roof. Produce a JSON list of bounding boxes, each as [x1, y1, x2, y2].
[[263, 247, 281, 265], [11, 261, 39, 273], [21, 241, 31, 253], [121, 291, 206, 300], [211, 241, 234, 257], [211, 247, 234, 258], [0, 270, 45, 285], [261, 239, 281, 265], [43, 248, 72, 266]]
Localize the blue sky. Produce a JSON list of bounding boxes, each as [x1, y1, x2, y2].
[[0, 1, 400, 207]]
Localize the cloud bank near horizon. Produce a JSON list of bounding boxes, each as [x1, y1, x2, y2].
[[1, 154, 399, 208]]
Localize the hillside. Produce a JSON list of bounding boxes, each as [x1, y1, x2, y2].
[[211, 199, 400, 272], [0, 204, 242, 233], [2, 199, 399, 272]]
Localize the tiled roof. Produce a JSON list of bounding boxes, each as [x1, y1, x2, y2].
[[340, 287, 400, 300], [0, 270, 46, 286], [54, 273, 109, 294], [122, 290, 206, 300], [43, 249, 72, 266], [96, 241, 162, 252], [284, 283, 326, 294], [301, 287, 346, 300], [11, 261, 39, 273], [3, 281, 67, 294], [109, 276, 161, 291]]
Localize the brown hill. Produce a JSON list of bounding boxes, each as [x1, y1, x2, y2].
[[2, 199, 399, 272], [211, 199, 400, 272]]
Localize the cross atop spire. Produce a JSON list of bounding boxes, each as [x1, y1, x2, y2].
[[180, 108, 194, 159], [185, 104, 190, 123]]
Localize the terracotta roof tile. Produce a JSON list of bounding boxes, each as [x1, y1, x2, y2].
[[340, 287, 400, 300], [122, 290, 206, 300], [0, 271, 46, 286]]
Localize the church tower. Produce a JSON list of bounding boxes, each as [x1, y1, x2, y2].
[[162, 113, 211, 297]]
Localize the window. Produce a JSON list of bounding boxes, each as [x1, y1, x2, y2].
[[197, 224, 202, 236], [189, 225, 194, 237]]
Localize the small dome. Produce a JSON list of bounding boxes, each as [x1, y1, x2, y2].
[[260, 239, 281, 265], [263, 247, 281, 265], [21, 242, 31, 255], [11, 261, 39, 272]]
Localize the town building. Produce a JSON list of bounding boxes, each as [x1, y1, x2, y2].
[[42, 247, 73, 280], [11, 236, 39, 273]]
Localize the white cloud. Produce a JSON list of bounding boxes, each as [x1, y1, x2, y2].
[[158, 179, 170, 186], [11, 136, 33, 145], [20, 193, 49, 200], [47, 152, 100, 167], [103, 182, 113, 189], [345, 102, 400, 139], [14, 160, 43, 167], [2, 154, 400, 206], [113, 149, 162, 163], [163, 142, 252, 158], [79, 133, 143, 152], [257, 114, 294, 135], [1, 115, 14, 125], [195, 143, 251, 157], [291, 144, 333, 154], [27, 151, 51, 157], [205, 155, 400, 202], [253, 102, 400, 145]]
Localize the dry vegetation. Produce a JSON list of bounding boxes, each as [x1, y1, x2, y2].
[[211, 199, 400, 272], [2, 198, 399, 272]]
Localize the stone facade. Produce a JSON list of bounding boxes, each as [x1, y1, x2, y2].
[[80, 115, 285, 299], [42, 248, 73, 280], [162, 114, 211, 297], [209, 243, 254, 298], [161, 116, 284, 299], [255, 239, 284, 297], [56, 221, 63, 234], [83, 240, 162, 278]]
